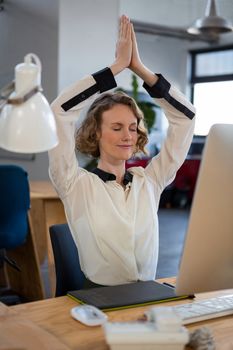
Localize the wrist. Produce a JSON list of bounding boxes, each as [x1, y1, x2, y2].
[[130, 62, 146, 76], [131, 64, 158, 87], [110, 61, 125, 76]]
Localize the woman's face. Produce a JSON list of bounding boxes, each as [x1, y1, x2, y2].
[[98, 104, 138, 163]]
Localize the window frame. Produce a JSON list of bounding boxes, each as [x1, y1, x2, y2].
[[190, 45, 233, 102]]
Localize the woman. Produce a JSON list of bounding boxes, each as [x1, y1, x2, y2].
[[49, 15, 195, 288]]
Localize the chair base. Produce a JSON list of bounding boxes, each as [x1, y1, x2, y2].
[[0, 287, 25, 305]]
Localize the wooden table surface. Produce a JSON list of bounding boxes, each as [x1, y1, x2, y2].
[[6, 279, 233, 350], [30, 181, 59, 199]]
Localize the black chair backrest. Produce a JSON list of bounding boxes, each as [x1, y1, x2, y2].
[[49, 223, 85, 296]]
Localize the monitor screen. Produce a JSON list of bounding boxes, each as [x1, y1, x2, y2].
[[176, 124, 233, 295]]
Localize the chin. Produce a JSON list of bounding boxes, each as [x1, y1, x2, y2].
[[120, 153, 133, 161]]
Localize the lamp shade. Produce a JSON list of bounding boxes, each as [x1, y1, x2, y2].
[[0, 53, 58, 153], [188, 15, 233, 35], [0, 92, 58, 153], [188, 0, 233, 35]]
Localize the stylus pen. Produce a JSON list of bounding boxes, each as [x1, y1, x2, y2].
[[163, 282, 195, 299], [163, 282, 175, 289]]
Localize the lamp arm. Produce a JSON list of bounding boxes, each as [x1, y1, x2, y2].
[[0, 99, 7, 111], [8, 86, 42, 105], [0, 81, 15, 110]]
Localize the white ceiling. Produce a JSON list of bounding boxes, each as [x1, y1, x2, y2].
[[4, 0, 233, 28], [3, 0, 233, 42]]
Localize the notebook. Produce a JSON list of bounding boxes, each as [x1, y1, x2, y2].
[[67, 280, 190, 311]]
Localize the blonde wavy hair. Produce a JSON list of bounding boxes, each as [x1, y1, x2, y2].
[[75, 91, 148, 158]]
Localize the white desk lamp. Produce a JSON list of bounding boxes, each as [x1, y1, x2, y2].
[[0, 53, 58, 153]]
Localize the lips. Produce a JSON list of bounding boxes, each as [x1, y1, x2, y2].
[[117, 145, 132, 148]]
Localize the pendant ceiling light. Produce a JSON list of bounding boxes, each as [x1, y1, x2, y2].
[[188, 0, 233, 35]]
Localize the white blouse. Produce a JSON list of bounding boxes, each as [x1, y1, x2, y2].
[[48, 69, 195, 286]]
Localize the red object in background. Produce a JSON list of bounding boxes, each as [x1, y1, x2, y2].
[[126, 158, 150, 169], [174, 158, 201, 200], [126, 157, 201, 202]]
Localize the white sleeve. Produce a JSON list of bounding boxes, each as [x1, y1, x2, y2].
[[144, 74, 196, 191], [48, 68, 117, 198]]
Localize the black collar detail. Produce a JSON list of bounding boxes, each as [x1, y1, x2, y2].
[[92, 168, 133, 185], [123, 171, 133, 186], [92, 168, 116, 182]]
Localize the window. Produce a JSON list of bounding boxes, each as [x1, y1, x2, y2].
[[190, 46, 233, 136]]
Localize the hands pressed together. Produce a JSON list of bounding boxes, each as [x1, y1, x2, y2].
[[114, 15, 141, 72], [110, 15, 158, 87]]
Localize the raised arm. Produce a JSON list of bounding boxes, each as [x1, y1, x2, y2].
[[128, 23, 196, 191], [48, 15, 133, 198]]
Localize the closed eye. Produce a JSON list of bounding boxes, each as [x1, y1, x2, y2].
[[112, 128, 137, 132], [111, 123, 137, 132]]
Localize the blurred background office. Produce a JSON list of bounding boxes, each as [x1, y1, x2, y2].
[[1, 0, 232, 179]]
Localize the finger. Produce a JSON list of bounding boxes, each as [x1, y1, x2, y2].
[[119, 15, 124, 38], [126, 18, 131, 39], [121, 15, 128, 38], [131, 23, 136, 40], [122, 15, 131, 38], [124, 21, 131, 40], [131, 24, 138, 49]]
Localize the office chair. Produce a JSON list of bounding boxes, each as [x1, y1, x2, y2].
[[49, 223, 85, 297], [0, 164, 30, 304]]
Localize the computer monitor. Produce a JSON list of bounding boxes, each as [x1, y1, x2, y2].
[[175, 124, 233, 295]]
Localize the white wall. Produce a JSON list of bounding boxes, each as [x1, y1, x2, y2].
[[58, 0, 119, 90]]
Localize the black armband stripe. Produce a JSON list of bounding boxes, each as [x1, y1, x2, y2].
[[92, 67, 117, 93], [163, 94, 195, 120], [61, 67, 117, 112], [143, 74, 195, 120], [61, 84, 99, 112]]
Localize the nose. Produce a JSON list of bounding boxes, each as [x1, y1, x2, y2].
[[121, 128, 132, 141]]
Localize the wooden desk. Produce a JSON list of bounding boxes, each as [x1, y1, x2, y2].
[[29, 181, 66, 297], [7, 281, 233, 350]]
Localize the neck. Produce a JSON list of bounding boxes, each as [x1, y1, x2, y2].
[[97, 159, 126, 185]]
